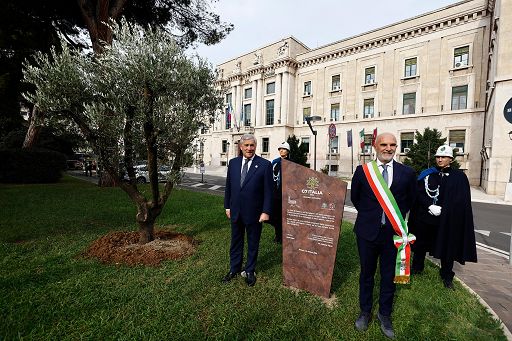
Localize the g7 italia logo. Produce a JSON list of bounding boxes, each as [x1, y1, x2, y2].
[[303, 177, 323, 195], [306, 177, 320, 189]]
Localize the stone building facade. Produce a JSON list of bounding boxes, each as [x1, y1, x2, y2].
[[198, 0, 512, 197]]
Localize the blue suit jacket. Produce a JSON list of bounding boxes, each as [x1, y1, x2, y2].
[[224, 155, 273, 224], [351, 160, 417, 241]]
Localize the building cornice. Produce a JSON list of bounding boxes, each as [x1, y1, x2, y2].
[[215, 58, 298, 89], [297, 5, 489, 68]]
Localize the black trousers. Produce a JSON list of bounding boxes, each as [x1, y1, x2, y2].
[[229, 218, 263, 274], [356, 224, 397, 317]]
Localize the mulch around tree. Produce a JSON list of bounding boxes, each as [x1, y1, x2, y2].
[[83, 229, 198, 266]]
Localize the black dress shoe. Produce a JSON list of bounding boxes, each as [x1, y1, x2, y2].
[[221, 271, 239, 283], [245, 272, 256, 286], [377, 312, 395, 339], [443, 279, 455, 290], [355, 311, 370, 331]]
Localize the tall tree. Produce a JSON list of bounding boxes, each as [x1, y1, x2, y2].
[[403, 128, 460, 175], [8, 0, 232, 148], [287, 135, 308, 167], [24, 21, 221, 243]]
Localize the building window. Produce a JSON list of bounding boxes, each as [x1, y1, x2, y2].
[[301, 137, 310, 153], [365, 67, 375, 84], [404, 57, 417, 77], [303, 107, 311, 123], [449, 130, 466, 154], [262, 137, 270, 153], [451, 85, 468, 110], [304, 81, 312, 96], [243, 104, 251, 126], [363, 98, 374, 118], [400, 132, 414, 153], [331, 75, 341, 91], [330, 103, 340, 121], [244, 87, 252, 99], [265, 99, 274, 125], [454, 46, 469, 68], [222, 140, 228, 153], [225, 93, 232, 105], [330, 136, 339, 154], [329, 165, 339, 172], [266, 82, 275, 94], [363, 134, 373, 154], [402, 92, 416, 115]]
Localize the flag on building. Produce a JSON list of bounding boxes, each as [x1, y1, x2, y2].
[[233, 106, 239, 131], [226, 103, 232, 127], [371, 128, 378, 146], [359, 128, 365, 148], [347, 129, 353, 147]]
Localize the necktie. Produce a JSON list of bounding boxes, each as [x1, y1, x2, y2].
[[381, 164, 389, 225], [240, 158, 249, 186]]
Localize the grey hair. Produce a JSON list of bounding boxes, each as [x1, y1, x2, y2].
[[239, 134, 257, 145]]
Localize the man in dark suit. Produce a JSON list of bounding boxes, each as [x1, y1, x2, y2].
[[351, 132, 416, 339], [222, 134, 273, 287]]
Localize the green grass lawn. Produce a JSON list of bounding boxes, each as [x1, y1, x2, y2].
[[0, 175, 506, 340]]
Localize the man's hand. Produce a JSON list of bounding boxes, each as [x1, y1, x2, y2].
[[428, 205, 442, 216], [225, 209, 231, 219], [259, 213, 269, 223]]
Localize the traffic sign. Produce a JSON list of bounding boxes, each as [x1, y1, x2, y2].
[[328, 123, 336, 139], [504, 97, 512, 124]]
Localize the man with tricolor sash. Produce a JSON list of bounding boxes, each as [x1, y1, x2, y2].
[[351, 132, 416, 339]]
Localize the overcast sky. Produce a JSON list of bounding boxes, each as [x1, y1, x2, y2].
[[192, 0, 458, 66]]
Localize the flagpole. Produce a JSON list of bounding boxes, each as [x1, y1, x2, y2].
[[351, 141, 354, 174]]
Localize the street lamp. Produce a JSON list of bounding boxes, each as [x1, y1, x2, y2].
[[305, 115, 322, 171]]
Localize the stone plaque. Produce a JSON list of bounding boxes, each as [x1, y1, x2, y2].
[[281, 159, 347, 298]]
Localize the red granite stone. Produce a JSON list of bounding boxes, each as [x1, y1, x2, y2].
[[281, 159, 348, 298]]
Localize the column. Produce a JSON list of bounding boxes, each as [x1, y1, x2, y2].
[[281, 71, 289, 125], [257, 78, 264, 127], [252, 79, 258, 127], [275, 72, 282, 124]]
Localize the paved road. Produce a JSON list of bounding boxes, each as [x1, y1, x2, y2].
[[473, 202, 512, 255]]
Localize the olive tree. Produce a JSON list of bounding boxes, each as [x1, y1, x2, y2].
[[23, 21, 221, 243]]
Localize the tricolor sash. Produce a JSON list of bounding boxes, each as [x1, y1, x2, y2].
[[362, 161, 416, 284]]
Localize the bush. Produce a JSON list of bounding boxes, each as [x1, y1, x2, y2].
[[0, 148, 67, 183]]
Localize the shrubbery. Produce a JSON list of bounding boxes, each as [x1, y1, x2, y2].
[[0, 148, 67, 183]]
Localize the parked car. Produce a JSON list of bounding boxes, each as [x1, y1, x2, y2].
[[124, 165, 172, 183]]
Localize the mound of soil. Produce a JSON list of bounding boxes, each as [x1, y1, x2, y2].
[[83, 230, 198, 266]]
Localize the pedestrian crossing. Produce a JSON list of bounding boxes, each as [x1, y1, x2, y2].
[[177, 180, 226, 193]]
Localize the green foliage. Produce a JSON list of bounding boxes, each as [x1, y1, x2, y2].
[[0, 180, 506, 340], [287, 134, 308, 166], [0, 148, 66, 183], [404, 128, 460, 174]]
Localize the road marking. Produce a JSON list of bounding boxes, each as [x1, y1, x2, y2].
[[475, 229, 491, 237], [475, 242, 509, 258], [209, 185, 221, 190], [500, 232, 511, 237], [190, 183, 204, 187]]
